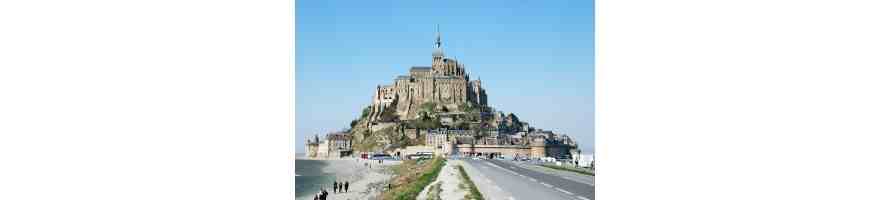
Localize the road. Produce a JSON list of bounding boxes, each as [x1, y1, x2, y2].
[[461, 158, 594, 200]]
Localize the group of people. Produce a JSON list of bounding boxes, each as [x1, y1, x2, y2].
[[313, 188, 327, 200], [333, 180, 349, 193], [312, 180, 349, 200]]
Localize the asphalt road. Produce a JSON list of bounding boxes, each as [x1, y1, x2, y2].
[[513, 161, 595, 186], [462, 158, 594, 200]]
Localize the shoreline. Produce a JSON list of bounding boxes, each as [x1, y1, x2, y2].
[[296, 158, 401, 199]]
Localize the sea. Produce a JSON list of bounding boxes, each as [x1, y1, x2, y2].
[[295, 156, 336, 199]]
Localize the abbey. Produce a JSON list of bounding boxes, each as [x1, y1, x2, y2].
[[305, 27, 580, 161], [367, 27, 488, 122]]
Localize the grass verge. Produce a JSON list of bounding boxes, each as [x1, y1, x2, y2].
[[425, 182, 443, 200], [541, 164, 595, 176], [380, 157, 446, 200], [457, 165, 484, 200]]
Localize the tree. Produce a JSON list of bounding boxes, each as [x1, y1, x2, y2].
[[419, 102, 438, 113], [350, 119, 359, 128], [361, 106, 372, 118]]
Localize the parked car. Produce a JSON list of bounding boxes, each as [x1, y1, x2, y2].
[[406, 152, 433, 160], [370, 153, 391, 160]]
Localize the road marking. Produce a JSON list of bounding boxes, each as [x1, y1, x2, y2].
[[508, 197, 516, 200], [556, 188, 574, 195], [527, 177, 537, 182], [577, 196, 591, 200], [541, 183, 553, 188]]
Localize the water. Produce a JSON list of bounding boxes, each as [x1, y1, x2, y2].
[[295, 159, 336, 199]]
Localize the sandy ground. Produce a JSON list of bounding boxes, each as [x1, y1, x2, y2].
[[418, 160, 470, 200], [300, 158, 401, 200]]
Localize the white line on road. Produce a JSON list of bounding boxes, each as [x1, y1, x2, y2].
[[528, 177, 537, 182], [577, 196, 591, 200], [541, 183, 553, 188], [556, 188, 574, 195]]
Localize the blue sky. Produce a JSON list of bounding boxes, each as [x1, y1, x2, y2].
[[296, 0, 594, 153]]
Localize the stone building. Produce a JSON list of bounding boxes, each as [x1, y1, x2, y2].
[[368, 27, 489, 123], [425, 131, 452, 156], [306, 132, 352, 158], [304, 134, 320, 158]]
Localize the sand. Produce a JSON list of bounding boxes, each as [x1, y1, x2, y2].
[[299, 158, 401, 200]]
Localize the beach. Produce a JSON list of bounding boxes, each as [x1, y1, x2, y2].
[[296, 158, 401, 200]]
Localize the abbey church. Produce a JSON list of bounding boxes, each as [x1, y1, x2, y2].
[[368, 27, 488, 122]]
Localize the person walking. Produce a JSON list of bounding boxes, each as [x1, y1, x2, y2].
[[336, 182, 341, 193], [344, 181, 349, 193], [333, 181, 338, 193]]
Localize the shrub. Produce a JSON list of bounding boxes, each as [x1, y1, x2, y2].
[[382, 157, 446, 200], [361, 106, 372, 118]]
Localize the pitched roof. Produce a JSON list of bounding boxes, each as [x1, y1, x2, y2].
[[410, 66, 432, 71]]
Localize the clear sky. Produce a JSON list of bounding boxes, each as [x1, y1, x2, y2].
[[296, 0, 594, 153]]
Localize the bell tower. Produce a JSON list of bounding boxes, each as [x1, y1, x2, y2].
[[432, 24, 446, 75]]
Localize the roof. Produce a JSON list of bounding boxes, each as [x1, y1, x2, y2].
[[326, 133, 351, 140], [410, 66, 432, 71]]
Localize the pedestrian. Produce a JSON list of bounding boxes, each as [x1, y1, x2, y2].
[[336, 182, 341, 193], [333, 181, 338, 193], [345, 181, 349, 193], [321, 189, 328, 200]]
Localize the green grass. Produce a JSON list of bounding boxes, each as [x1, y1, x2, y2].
[[425, 182, 443, 200], [382, 156, 447, 200], [457, 165, 484, 200], [541, 164, 595, 176]]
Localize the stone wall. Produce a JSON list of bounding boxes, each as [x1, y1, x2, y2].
[[455, 144, 532, 158]]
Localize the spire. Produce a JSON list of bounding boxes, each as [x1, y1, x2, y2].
[[435, 24, 442, 48], [432, 24, 444, 57]]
